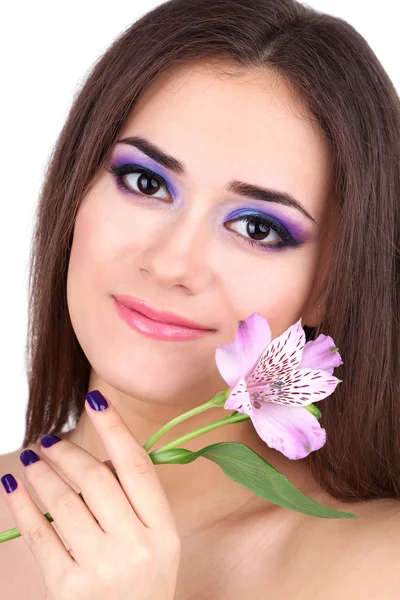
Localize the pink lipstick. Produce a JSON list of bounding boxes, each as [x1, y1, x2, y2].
[[114, 295, 216, 341]]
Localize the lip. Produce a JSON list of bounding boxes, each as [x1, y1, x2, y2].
[[114, 295, 213, 329]]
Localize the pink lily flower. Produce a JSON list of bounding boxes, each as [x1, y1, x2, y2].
[[215, 313, 343, 460]]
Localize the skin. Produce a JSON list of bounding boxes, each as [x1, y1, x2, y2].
[[64, 61, 338, 524], [5, 61, 376, 599], [2, 400, 181, 599]]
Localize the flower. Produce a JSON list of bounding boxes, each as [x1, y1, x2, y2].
[[215, 313, 343, 460]]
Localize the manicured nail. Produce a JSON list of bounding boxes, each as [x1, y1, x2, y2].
[[41, 434, 62, 448], [1, 473, 18, 493], [20, 449, 41, 467], [86, 390, 108, 411]]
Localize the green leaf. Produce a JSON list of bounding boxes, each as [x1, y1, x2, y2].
[[304, 403, 322, 419], [149, 448, 197, 465], [150, 442, 359, 520]]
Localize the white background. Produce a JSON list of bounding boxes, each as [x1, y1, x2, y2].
[[0, 1, 398, 454]]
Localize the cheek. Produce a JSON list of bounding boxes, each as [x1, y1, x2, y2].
[[66, 185, 167, 341], [217, 245, 320, 338], [67, 189, 152, 285]]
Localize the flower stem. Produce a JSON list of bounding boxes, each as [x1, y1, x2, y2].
[[0, 515, 54, 543], [0, 492, 87, 543], [154, 413, 250, 453], [143, 390, 229, 452]]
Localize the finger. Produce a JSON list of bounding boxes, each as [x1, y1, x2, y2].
[[1, 472, 75, 584], [18, 449, 104, 564], [39, 437, 143, 538], [85, 390, 177, 531], [103, 459, 115, 471]]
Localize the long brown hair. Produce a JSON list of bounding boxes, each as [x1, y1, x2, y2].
[[23, 0, 400, 502]]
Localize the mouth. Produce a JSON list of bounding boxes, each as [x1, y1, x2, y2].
[[113, 294, 216, 331]]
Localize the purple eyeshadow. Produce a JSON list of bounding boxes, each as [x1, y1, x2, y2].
[[108, 146, 314, 246], [225, 207, 310, 243], [110, 148, 179, 197]]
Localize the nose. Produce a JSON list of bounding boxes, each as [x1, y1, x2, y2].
[[136, 210, 213, 294]]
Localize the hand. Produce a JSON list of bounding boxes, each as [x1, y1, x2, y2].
[[2, 391, 181, 599]]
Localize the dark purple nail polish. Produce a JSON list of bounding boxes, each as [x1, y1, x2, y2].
[[41, 434, 62, 448], [86, 390, 108, 411], [20, 449, 41, 466], [1, 473, 18, 493]]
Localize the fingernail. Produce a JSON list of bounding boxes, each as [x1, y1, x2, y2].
[[20, 449, 41, 467], [1, 473, 18, 494], [41, 434, 62, 448], [86, 390, 108, 411]]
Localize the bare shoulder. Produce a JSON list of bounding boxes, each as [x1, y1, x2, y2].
[[229, 492, 400, 599], [199, 492, 400, 599], [0, 449, 22, 528], [0, 444, 47, 529], [338, 499, 400, 598], [292, 497, 400, 599], [0, 449, 46, 599]]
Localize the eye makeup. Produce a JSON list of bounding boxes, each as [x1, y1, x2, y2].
[[106, 161, 173, 204], [224, 208, 308, 252], [106, 146, 314, 252], [225, 207, 310, 242], [107, 148, 179, 198]]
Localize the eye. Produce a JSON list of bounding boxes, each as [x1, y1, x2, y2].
[[106, 163, 172, 203], [225, 213, 297, 250]]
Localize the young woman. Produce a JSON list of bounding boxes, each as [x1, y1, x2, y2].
[[1, 0, 399, 598]]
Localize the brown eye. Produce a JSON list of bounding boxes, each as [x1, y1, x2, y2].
[[107, 163, 172, 202], [226, 215, 282, 247], [246, 219, 271, 241], [122, 171, 170, 200]]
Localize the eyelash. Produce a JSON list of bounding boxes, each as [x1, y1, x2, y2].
[[106, 163, 298, 251]]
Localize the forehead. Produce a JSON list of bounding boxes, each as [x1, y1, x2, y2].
[[119, 61, 333, 224]]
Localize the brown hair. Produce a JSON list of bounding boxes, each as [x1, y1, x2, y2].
[[23, 0, 400, 502]]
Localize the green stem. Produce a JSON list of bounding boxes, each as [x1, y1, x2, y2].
[[0, 492, 86, 543], [143, 391, 229, 452], [155, 413, 250, 453], [0, 512, 54, 543], [0, 476, 122, 544], [2, 400, 243, 543]]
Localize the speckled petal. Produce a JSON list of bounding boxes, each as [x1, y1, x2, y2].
[[246, 319, 305, 387], [215, 312, 272, 388], [224, 377, 254, 416], [250, 402, 326, 460], [249, 368, 342, 406]]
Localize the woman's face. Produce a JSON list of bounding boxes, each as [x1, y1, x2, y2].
[[67, 62, 336, 407]]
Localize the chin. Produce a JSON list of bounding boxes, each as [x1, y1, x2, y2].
[[84, 341, 218, 405], [67, 289, 224, 405]]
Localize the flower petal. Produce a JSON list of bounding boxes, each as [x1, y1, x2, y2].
[[224, 377, 254, 416], [250, 368, 342, 406], [299, 334, 343, 375], [250, 402, 326, 459], [215, 312, 271, 388], [246, 319, 305, 387]]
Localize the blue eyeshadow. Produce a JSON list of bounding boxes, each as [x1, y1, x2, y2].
[[225, 207, 309, 242], [109, 147, 313, 244], [112, 150, 179, 197]]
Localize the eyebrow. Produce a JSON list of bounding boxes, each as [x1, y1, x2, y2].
[[116, 136, 317, 224]]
